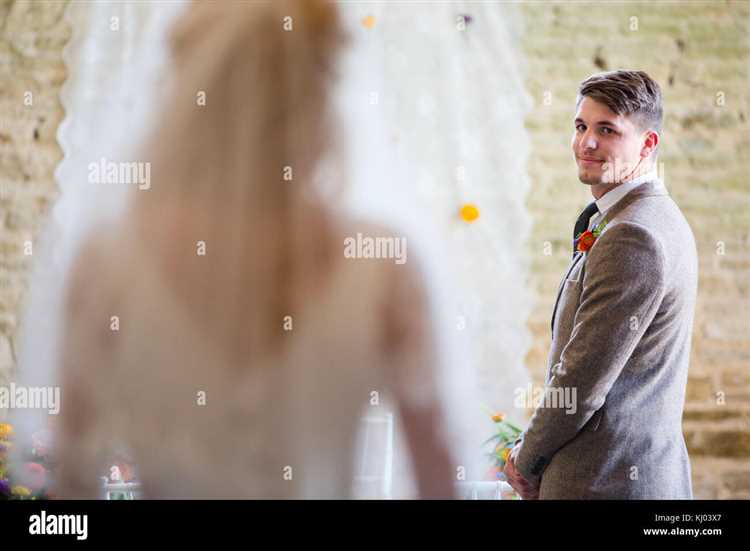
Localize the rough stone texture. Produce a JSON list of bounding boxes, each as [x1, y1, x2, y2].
[[0, 0, 69, 393], [521, 1, 750, 498]]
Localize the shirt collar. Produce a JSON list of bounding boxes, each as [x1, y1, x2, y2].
[[594, 168, 661, 216]]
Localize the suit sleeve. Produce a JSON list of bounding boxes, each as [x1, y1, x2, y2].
[[515, 222, 667, 485]]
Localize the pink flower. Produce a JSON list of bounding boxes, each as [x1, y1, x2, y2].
[[31, 429, 52, 458], [20, 462, 47, 492]]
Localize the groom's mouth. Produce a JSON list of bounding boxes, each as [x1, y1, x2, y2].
[[577, 156, 605, 167]]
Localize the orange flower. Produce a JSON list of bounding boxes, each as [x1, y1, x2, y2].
[[491, 412, 505, 423], [0, 423, 13, 440], [576, 230, 596, 252], [460, 204, 480, 223], [501, 448, 511, 462]]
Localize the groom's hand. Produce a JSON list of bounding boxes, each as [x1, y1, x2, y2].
[[504, 444, 539, 500]]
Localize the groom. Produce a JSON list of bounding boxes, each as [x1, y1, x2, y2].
[[504, 70, 698, 499]]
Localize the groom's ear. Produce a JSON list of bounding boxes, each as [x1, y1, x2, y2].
[[640, 129, 659, 158]]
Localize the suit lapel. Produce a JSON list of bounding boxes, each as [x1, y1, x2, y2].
[[550, 180, 668, 337]]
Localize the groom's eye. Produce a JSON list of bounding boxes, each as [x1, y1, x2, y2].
[[575, 124, 586, 132], [599, 127, 615, 135]]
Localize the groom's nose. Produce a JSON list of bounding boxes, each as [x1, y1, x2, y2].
[[581, 130, 598, 150]]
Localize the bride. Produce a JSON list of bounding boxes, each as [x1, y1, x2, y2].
[[42, 0, 461, 499]]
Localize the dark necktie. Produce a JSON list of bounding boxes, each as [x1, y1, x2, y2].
[[572, 201, 599, 257]]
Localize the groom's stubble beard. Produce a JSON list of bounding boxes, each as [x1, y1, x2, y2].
[[576, 162, 613, 194], [577, 168, 603, 186], [577, 156, 649, 191]]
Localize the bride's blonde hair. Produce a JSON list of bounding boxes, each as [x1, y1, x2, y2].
[[131, 0, 348, 361]]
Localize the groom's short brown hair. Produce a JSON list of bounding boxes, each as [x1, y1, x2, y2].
[[577, 70, 663, 133]]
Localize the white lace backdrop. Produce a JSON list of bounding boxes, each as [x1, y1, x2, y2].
[[335, 2, 533, 495], [14, 0, 533, 496]]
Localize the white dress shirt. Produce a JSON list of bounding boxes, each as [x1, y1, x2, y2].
[[588, 169, 664, 231]]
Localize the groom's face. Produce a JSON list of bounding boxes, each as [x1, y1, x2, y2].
[[571, 96, 649, 186]]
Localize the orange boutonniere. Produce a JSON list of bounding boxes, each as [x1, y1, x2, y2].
[[575, 219, 608, 253]]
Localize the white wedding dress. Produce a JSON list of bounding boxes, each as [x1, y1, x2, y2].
[[54, 220, 451, 499]]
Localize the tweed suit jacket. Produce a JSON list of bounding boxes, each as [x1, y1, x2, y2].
[[515, 180, 698, 499]]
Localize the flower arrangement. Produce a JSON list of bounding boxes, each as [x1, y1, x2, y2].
[[482, 412, 523, 482], [1, 422, 141, 500], [0, 423, 54, 500]]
